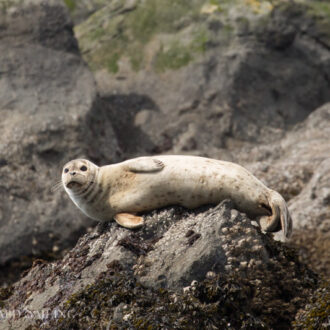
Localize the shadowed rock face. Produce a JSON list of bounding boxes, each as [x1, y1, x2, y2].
[[0, 202, 319, 329], [0, 0, 120, 266]]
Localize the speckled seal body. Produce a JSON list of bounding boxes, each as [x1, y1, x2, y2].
[[62, 156, 292, 238]]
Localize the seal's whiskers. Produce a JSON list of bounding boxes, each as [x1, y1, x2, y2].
[[51, 181, 63, 192]]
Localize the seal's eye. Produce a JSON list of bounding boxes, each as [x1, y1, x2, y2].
[[64, 168, 69, 173], [80, 165, 87, 171]]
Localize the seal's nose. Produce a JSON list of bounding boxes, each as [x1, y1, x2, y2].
[[70, 171, 76, 176]]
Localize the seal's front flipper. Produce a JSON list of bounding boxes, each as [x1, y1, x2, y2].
[[114, 213, 144, 229], [126, 157, 165, 173]]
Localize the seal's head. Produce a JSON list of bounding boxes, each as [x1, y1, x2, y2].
[[62, 159, 99, 194]]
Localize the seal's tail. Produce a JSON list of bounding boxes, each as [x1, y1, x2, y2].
[[259, 190, 293, 239]]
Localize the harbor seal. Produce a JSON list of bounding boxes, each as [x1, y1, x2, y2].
[[61, 155, 292, 238]]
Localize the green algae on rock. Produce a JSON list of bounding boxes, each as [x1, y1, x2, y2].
[[74, 0, 330, 75], [75, 0, 206, 73], [74, 0, 275, 74], [63, 0, 75, 12]]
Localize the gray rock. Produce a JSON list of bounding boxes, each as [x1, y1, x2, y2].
[[75, 0, 330, 156], [237, 103, 330, 274], [1, 202, 319, 329], [62, 0, 111, 24], [0, 0, 120, 266], [238, 103, 330, 228], [1, 0, 329, 287], [289, 158, 330, 230], [138, 202, 267, 288]]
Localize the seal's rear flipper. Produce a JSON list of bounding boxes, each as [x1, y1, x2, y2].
[[114, 213, 144, 229], [258, 190, 292, 239]]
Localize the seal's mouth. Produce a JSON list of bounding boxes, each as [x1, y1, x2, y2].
[[66, 181, 82, 189]]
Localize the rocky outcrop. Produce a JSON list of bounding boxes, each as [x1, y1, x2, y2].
[[0, 202, 319, 329], [75, 0, 330, 156], [74, 0, 330, 277], [0, 0, 328, 280], [237, 103, 330, 275], [0, 0, 120, 268], [0, 1, 329, 328]]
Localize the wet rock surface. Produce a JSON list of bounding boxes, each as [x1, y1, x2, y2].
[[0, 202, 319, 329]]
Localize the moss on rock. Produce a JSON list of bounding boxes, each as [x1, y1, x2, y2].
[[75, 0, 209, 74], [77, 0, 313, 75], [155, 41, 193, 72], [63, 0, 76, 12], [76, 0, 273, 74], [293, 280, 330, 329], [305, 0, 330, 48], [307, 0, 330, 18]]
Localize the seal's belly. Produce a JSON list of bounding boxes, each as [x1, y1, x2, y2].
[[121, 156, 267, 216]]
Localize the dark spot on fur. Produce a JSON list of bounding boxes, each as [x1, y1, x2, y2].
[[185, 229, 195, 237], [187, 233, 201, 246]]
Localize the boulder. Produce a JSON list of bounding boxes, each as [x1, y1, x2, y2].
[[238, 103, 330, 276], [0, 202, 319, 329], [0, 0, 119, 267]]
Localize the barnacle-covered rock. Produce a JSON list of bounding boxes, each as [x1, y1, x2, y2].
[[1, 201, 320, 329]]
